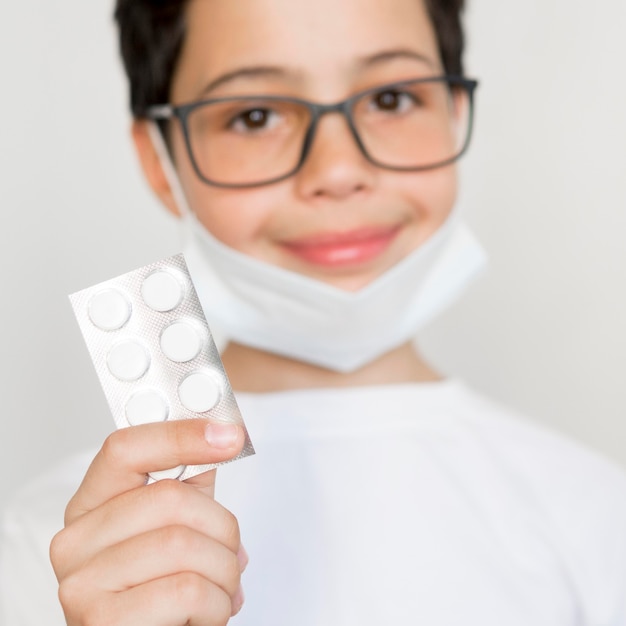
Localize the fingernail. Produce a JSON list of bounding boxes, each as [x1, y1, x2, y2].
[[204, 422, 239, 449], [233, 584, 245, 615], [237, 544, 249, 572]]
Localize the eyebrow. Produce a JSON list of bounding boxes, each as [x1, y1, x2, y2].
[[198, 48, 438, 97], [199, 66, 293, 97], [357, 48, 438, 70]]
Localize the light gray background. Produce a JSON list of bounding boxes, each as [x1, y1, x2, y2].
[[1, 1, 625, 512]]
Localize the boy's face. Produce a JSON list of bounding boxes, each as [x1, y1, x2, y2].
[[142, 0, 460, 292]]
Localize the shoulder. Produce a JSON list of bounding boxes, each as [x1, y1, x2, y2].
[[453, 382, 626, 608], [1, 450, 94, 565], [0, 450, 94, 625], [453, 382, 626, 501], [1, 450, 94, 578], [409, 379, 626, 540], [2, 450, 93, 540]]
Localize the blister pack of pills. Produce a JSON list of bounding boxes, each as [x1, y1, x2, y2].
[[69, 253, 254, 482]]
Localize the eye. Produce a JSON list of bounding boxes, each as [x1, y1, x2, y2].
[[230, 107, 277, 132], [370, 89, 417, 113]]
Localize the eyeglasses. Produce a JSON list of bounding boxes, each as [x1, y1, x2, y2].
[[146, 75, 478, 189]]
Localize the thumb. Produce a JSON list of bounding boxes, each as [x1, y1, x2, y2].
[[185, 420, 247, 496]]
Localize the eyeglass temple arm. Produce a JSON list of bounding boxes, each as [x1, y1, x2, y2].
[[145, 104, 174, 120]]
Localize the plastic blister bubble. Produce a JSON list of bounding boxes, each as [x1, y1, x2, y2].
[[69, 253, 254, 481]]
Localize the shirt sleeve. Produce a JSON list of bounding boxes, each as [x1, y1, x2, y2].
[[0, 453, 91, 626]]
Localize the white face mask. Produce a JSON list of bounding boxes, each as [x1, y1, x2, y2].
[[148, 123, 488, 372]]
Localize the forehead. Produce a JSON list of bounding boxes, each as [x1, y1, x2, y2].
[[172, 0, 441, 99]]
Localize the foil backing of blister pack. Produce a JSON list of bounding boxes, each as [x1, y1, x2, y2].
[[69, 253, 254, 481]]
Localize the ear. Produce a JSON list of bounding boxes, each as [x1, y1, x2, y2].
[[131, 120, 182, 218]]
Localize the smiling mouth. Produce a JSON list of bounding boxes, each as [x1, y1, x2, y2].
[[280, 225, 403, 267]]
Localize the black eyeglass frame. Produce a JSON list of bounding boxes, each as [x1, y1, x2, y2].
[[146, 74, 479, 189]]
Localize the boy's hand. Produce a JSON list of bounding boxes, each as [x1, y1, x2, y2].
[[50, 419, 247, 626]]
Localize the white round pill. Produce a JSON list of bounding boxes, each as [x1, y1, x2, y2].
[[125, 390, 169, 426], [149, 465, 186, 481], [141, 271, 184, 312], [88, 289, 131, 330], [178, 372, 222, 413], [107, 341, 150, 381], [161, 322, 202, 363]]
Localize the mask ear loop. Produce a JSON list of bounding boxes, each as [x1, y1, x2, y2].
[[146, 120, 194, 219], [445, 87, 467, 157]]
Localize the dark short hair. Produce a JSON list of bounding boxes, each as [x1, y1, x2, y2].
[[114, 0, 466, 118]]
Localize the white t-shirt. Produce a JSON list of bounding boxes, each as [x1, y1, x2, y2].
[[2, 379, 625, 625]]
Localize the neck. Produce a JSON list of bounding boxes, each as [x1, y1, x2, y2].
[[220, 341, 442, 393]]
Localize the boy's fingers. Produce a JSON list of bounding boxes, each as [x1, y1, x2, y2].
[[66, 419, 244, 523], [52, 480, 241, 581], [62, 573, 235, 626], [72, 526, 241, 599]]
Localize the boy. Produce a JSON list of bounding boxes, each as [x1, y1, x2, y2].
[[3, 0, 626, 624]]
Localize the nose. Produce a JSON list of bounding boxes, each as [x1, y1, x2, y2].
[[293, 110, 377, 202]]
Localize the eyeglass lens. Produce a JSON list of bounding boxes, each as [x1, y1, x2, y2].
[[185, 79, 471, 186]]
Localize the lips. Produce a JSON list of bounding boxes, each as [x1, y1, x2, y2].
[[280, 225, 402, 267]]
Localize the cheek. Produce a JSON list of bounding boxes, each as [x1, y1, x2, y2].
[[186, 182, 280, 251], [398, 165, 459, 237], [168, 131, 251, 248], [174, 150, 287, 253], [430, 166, 459, 224]]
